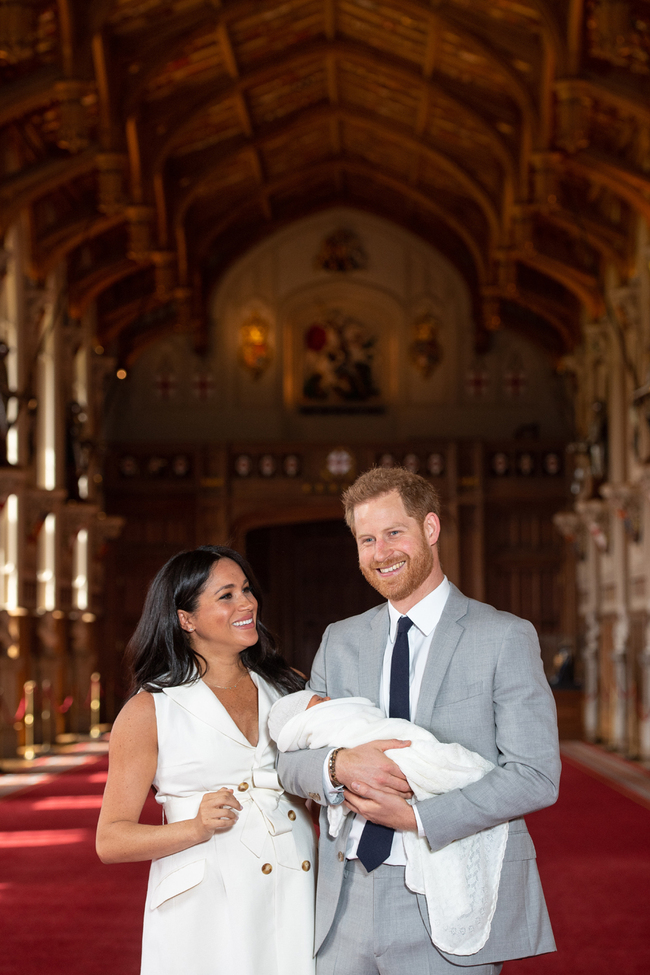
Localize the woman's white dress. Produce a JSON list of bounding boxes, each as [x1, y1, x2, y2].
[[140, 673, 316, 975]]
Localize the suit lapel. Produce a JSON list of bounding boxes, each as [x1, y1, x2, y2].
[[414, 583, 469, 727], [163, 679, 254, 748], [358, 604, 389, 704]]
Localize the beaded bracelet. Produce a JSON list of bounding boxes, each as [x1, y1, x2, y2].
[[328, 747, 345, 788]]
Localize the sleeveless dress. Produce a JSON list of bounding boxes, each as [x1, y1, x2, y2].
[[140, 673, 316, 975]]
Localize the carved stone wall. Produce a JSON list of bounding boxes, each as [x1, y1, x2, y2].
[[107, 209, 572, 446], [558, 220, 650, 760]]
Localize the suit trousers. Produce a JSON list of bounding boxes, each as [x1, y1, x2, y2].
[[316, 859, 503, 975]]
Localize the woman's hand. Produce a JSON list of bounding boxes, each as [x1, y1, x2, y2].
[[193, 789, 242, 841], [97, 695, 243, 864]]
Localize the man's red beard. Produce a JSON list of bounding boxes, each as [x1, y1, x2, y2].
[[360, 534, 434, 602]]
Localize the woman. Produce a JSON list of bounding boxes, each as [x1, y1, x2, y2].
[[96, 546, 316, 975]]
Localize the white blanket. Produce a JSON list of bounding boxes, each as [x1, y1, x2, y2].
[[271, 696, 509, 956]]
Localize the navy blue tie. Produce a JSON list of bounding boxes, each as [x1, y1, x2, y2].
[[357, 615, 414, 872]]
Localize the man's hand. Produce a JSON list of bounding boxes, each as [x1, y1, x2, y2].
[[334, 740, 412, 796], [344, 782, 417, 832]]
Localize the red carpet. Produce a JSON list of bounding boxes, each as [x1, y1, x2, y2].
[[0, 755, 158, 975], [1, 755, 649, 974], [504, 759, 650, 975]]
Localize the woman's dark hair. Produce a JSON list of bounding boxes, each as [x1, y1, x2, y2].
[[127, 545, 305, 696]]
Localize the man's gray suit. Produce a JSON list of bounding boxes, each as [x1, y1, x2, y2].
[[278, 583, 561, 967]]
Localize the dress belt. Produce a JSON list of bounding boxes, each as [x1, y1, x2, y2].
[[159, 768, 302, 869]]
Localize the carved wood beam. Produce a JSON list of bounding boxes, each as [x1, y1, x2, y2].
[[125, 116, 143, 202], [171, 105, 501, 245], [150, 39, 515, 183], [326, 52, 338, 105], [414, 88, 429, 139], [86, 0, 115, 37], [33, 212, 127, 278], [153, 171, 169, 248], [516, 252, 604, 317], [561, 77, 650, 128], [419, 10, 536, 185], [0, 148, 97, 236], [218, 21, 240, 79], [432, 8, 537, 127], [329, 116, 341, 155], [235, 92, 254, 138], [186, 158, 489, 285], [532, 208, 630, 276], [88, 0, 260, 36], [567, 0, 585, 76], [98, 293, 168, 345], [324, 0, 336, 41], [539, 34, 556, 151], [0, 67, 60, 128], [566, 154, 650, 225], [56, 0, 76, 77], [68, 257, 144, 318], [137, 37, 515, 182], [248, 148, 271, 220], [91, 30, 116, 149], [422, 13, 439, 80], [110, 0, 534, 127], [121, 15, 246, 111], [116, 9, 219, 85], [528, 1, 566, 73], [502, 291, 577, 354]]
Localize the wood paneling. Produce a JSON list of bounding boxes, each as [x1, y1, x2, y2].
[[103, 437, 571, 718], [246, 519, 380, 675]]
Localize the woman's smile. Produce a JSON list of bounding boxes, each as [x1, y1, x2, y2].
[[233, 615, 255, 628]]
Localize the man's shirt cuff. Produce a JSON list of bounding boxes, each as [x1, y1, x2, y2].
[[322, 749, 345, 805], [413, 804, 426, 838]]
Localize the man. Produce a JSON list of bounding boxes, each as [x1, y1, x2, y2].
[[278, 467, 560, 975]]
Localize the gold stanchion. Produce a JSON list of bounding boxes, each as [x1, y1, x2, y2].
[[89, 672, 101, 738], [41, 679, 52, 753], [23, 680, 36, 760]]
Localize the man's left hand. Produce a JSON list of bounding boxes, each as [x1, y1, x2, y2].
[[343, 782, 417, 831]]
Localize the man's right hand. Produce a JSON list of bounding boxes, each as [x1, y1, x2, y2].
[[334, 740, 412, 796]]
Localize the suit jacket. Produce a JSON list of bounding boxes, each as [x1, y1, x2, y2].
[[277, 583, 561, 965]]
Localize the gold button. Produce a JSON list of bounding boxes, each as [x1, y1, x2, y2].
[[262, 863, 272, 874], [237, 781, 249, 792], [337, 852, 344, 862], [288, 810, 296, 821], [302, 860, 311, 872]]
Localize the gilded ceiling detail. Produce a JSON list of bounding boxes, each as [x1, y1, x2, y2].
[[0, 0, 649, 363]]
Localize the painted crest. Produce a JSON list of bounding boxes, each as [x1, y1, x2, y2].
[[409, 314, 443, 378], [239, 312, 272, 378], [314, 228, 368, 273]]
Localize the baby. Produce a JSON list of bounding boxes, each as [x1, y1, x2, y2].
[[268, 690, 509, 957]]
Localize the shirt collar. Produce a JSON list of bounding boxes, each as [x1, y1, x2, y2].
[[387, 576, 450, 639]]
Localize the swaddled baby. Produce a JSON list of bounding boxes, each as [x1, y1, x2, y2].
[[268, 691, 509, 957]]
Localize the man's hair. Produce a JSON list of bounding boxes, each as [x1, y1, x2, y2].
[[342, 467, 441, 530]]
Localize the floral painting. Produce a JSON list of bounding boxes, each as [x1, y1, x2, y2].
[[302, 309, 380, 404]]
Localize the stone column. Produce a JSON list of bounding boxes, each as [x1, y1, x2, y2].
[[600, 484, 632, 752], [638, 470, 650, 761], [576, 499, 608, 741]]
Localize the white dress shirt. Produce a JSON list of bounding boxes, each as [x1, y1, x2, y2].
[[323, 576, 451, 864]]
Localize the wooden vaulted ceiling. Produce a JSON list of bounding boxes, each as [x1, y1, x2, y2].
[[1, 0, 650, 363]]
